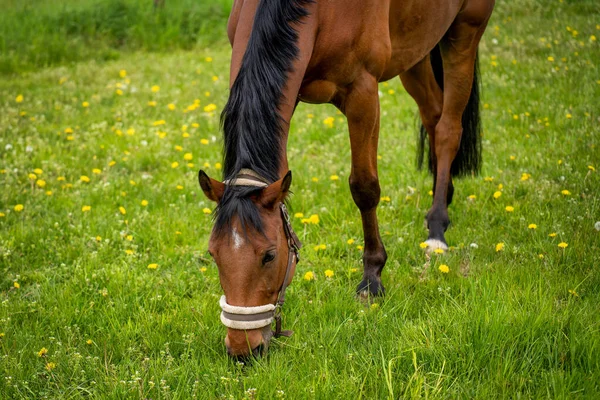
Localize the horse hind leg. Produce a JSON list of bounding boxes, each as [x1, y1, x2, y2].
[[424, 7, 492, 251], [399, 52, 455, 208]]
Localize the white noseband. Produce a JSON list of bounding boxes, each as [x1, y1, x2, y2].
[[219, 296, 276, 330]]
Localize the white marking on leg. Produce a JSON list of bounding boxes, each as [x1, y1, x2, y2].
[[232, 227, 244, 250], [424, 239, 448, 253]]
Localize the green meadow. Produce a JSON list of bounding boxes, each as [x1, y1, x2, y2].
[[1, 0, 599, 398]]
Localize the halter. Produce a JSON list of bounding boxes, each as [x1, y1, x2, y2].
[[218, 170, 302, 338]]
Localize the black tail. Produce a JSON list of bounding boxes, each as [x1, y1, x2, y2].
[[417, 45, 482, 177]]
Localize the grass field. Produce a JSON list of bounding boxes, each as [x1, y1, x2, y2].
[[1, 0, 600, 398]]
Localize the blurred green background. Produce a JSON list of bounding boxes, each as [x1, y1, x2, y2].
[[0, 0, 234, 75]]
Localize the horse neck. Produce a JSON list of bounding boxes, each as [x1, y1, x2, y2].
[[227, 0, 317, 179]]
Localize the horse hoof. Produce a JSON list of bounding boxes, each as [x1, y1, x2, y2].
[[424, 239, 448, 254], [356, 278, 385, 300]]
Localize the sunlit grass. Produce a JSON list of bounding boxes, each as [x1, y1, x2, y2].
[[1, 0, 599, 398]]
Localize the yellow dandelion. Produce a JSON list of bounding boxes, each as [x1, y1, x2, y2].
[[528, 223, 537, 230], [119, 206, 126, 215], [505, 206, 514, 212], [95, 236, 101, 242], [521, 173, 531, 181], [38, 347, 48, 357], [215, 162, 222, 170], [14, 282, 20, 289], [314, 244, 327, 251], [438, 264, 450, 273], [82, 101, 89, 108], [370, 303, 379, 310], [14, 204, 24, 212], [125, 249, 134, 255], [16, 94, 24, 103], [347, 238, 355, 245], [303, 271, 315, 281], [86, 339, 93, 345], [588, 165, 595, 171], [119, 69, 127, 78], [324, 269, 334, 278], [33, 168, 43, 175], [153, 120, 166, 126], [549, 232, 557, 237], [171, 162, 179, 168], [558, 242, 568, 249], [380, 196, 391, 202], [200, 267, 207, 272], [203, 104, 217, 112], [294, 212, 304, 218], [168, 103, 176, 111], [82, 205, 91, 212], [301, 214, 319, 224], [493, 191, 502, 199], [148, 100, 157, 107], [184, 153, 193, 161], [28, 173, 37, 180], [36, 179, 46, 188], [357, 245, 364, 250], [433, 248, 444, 254], [205, 56, 213, 62], [45, 362, 56, 371], [141, 200, 148, 207], [467, 194, 476, 200], [330, 174, 339, 181], [176, 185, 184, 190], [80, 175, 90, 183], [115, 89, 123, 96], [200, 138, 209, 145], [151, 85, 160, 92], [174, 145, 183, 151], [419, 242, 428, 249], [0, 212, 5, 217], [561, 189, 571, 195], [323, 117, 335, 128], [495, 242, 505, 252], [147, 263, 158, 269], [202, 208, 211, 214]]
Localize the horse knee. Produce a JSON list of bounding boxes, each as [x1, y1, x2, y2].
[[434, 120, 462, 159], [349, 173, 380, 211]]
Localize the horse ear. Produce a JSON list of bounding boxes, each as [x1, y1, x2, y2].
[[198, 170, 225, 203], [259, 171, 292, 209]]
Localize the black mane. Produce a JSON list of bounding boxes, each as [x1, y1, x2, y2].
[[214, 0, 311, 235]]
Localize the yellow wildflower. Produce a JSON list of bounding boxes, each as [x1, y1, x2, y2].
[[202, 208, 211, 214], [171, 162, 179, 169], [176, 185, 184, 190], [86, 339, 93, 345], [28, 173, 37, 180], [14, 204, 24, 212], [148, 101, 157, 107], [45, 362, 56, 371], [324, 269, 334, 278], [115, 89, 123, 96], [147, 263, 158, 269], [549, 232, 557, 237], [200, 139, 209, 145], [347, 238, 355, 245], [36, 179, 46, 188], [168, 103, 176, 110], [561, 190, 571, 195], [119, 69, 127, 78], [505, 206, 514, 212], [215, 163, 222, 170], [125, 249, 134, 255], [184, 153, 193, 161], [558, 242, 568, 249], [493, 191, 502, 199], [14, 282, 20, 289], [38, 348, 48, 357], [80, 175, 90, 183], [153, 120, 166, 126], [82, 205, 91, 212], [303, 271, 315, 281], [204, 104, 217, 112], [521, 173, 531, 181], [380, 196, 391, 202], [438, 264, 450, 273], [419, 242, 428, 249], [301, 214, 320, 224], [330, 174, 339, 181], [495, 242, 505, 252], [82, 101, 89, 108], [314, 244, 327, 251], [323, 117, 335, 128], [433, 248, 444, 254], [200, 267, 207, 272], [119, 206, 126, 215], [205, 56, 213, 62], [16, 94, 24, 103], [141, 200, 148, 207], [34, 168, 43, 175], [528, 224, 537, 230], [151, 85, 160, 92]]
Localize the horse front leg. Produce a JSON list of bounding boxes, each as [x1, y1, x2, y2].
[[341, 74, 387, 298]]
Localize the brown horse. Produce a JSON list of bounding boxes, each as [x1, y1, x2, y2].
[[199, 0, 495, 358]]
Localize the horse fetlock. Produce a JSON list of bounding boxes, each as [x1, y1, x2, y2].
[[356, 276, 385, 298]]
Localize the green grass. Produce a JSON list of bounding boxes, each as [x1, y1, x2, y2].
[[0, 0, 233, 75], [1, 0, 599, 398]]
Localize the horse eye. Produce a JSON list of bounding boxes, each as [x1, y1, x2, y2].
[[262, 251, 276, 264]]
